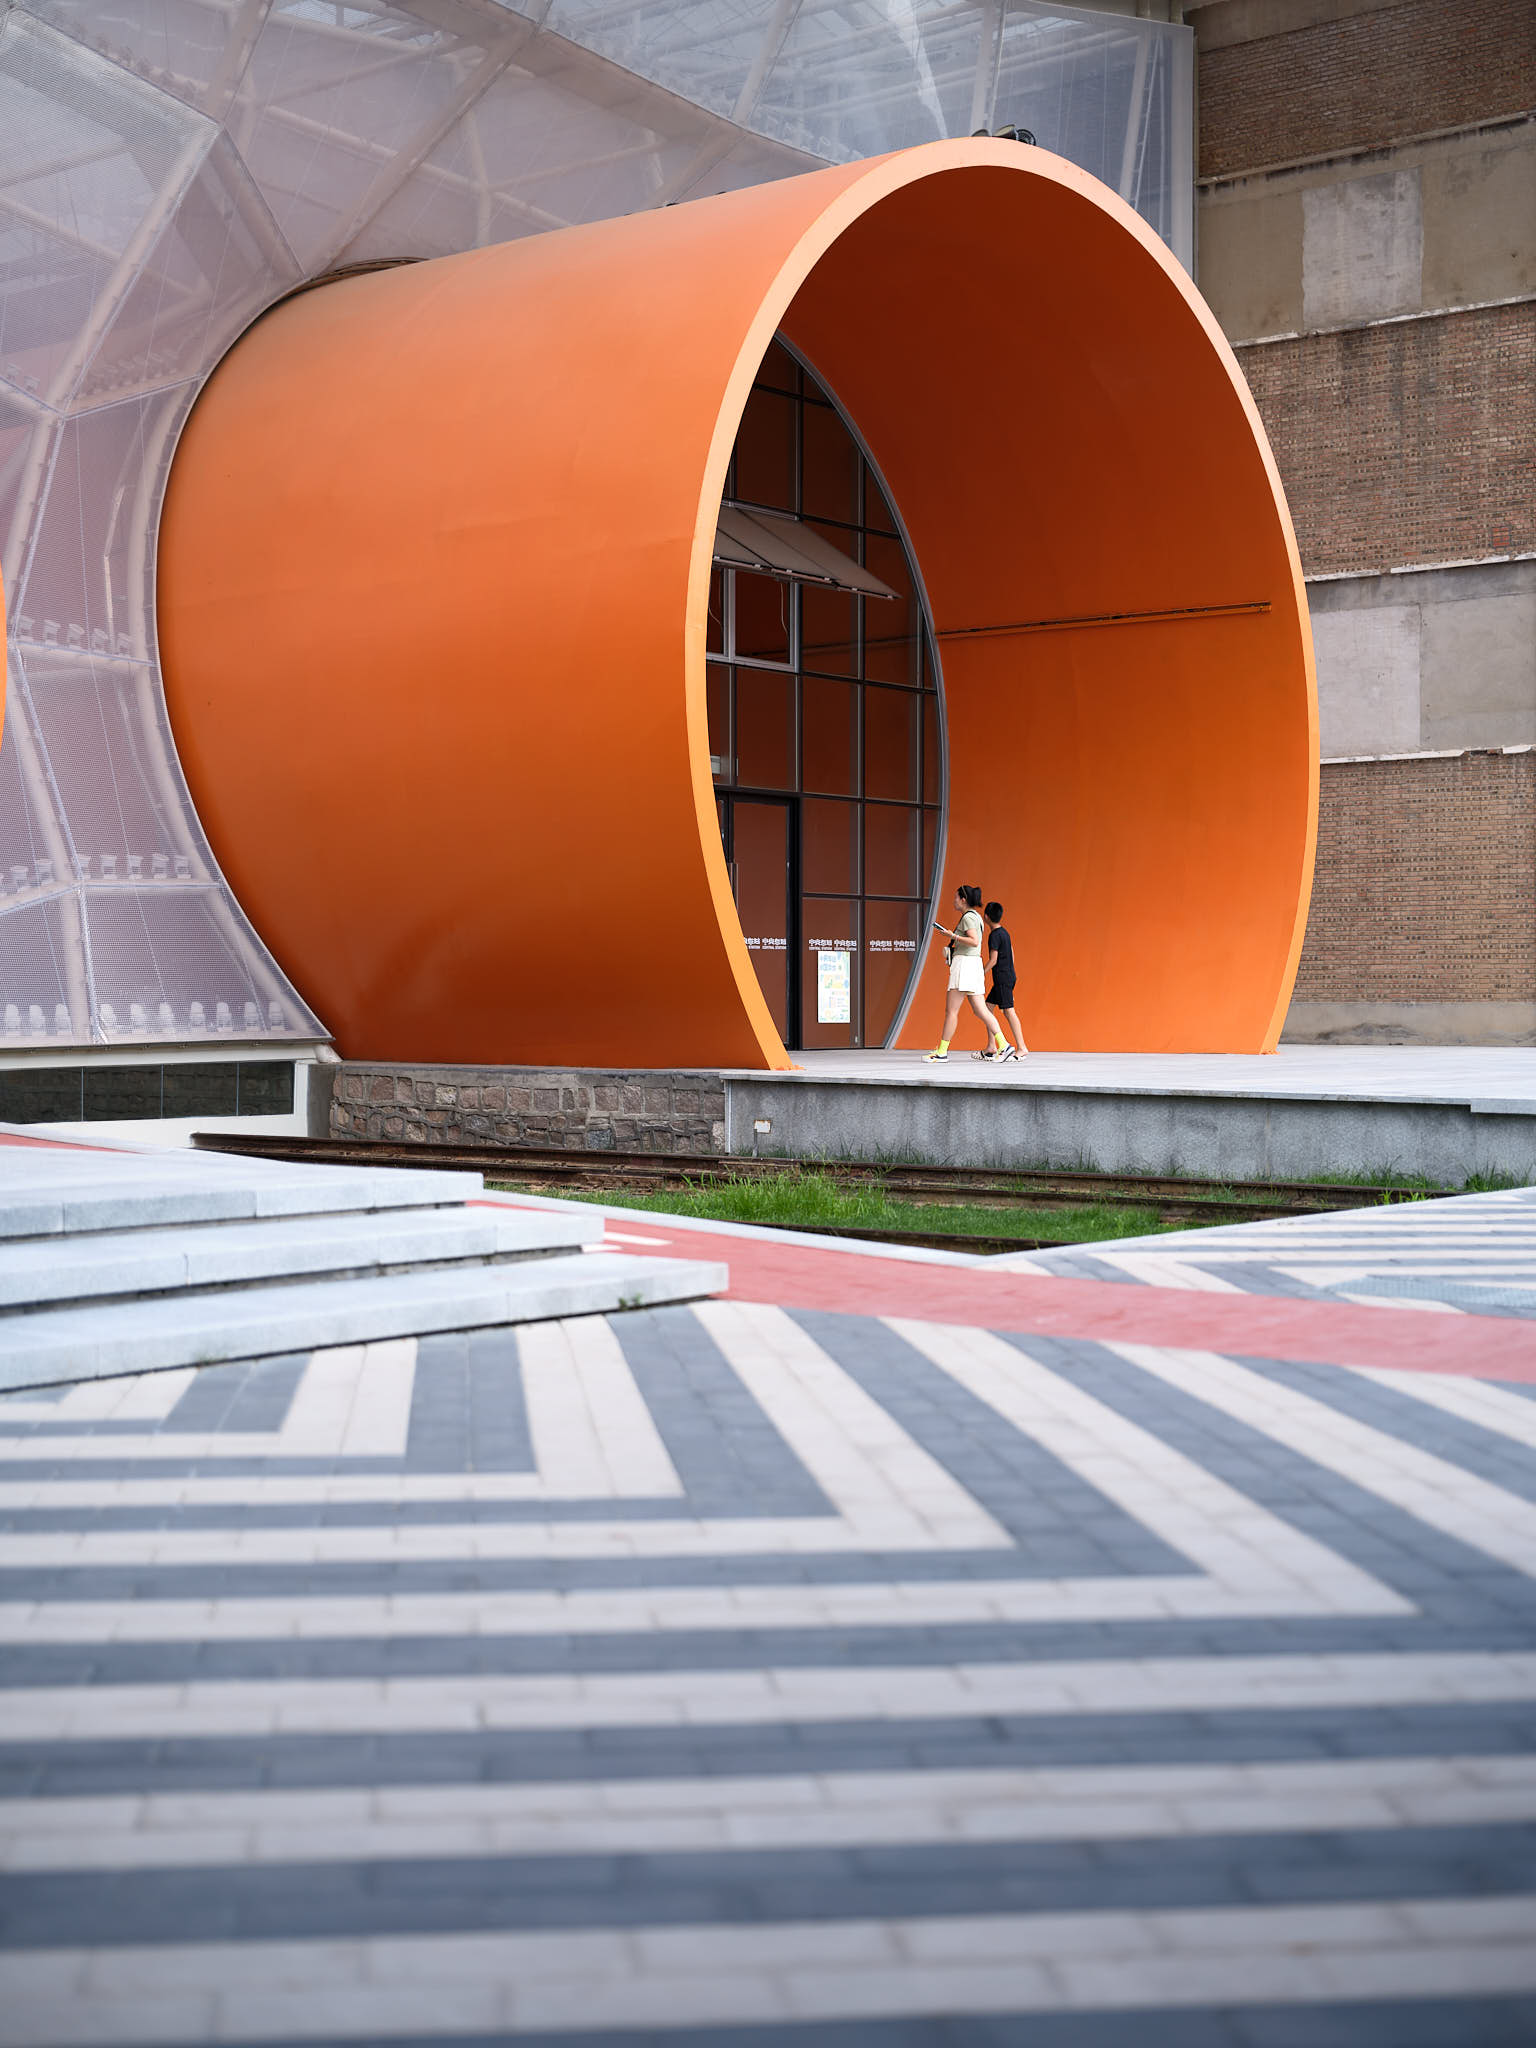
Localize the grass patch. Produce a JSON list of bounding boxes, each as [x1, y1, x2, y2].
[[1306, 1166, 1536, 1194], [1299, 1170, 1536, 1202], [489, 1168, 1181, 1247]]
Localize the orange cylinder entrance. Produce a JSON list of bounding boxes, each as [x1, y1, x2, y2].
[[158, 141, 1316, 1067]]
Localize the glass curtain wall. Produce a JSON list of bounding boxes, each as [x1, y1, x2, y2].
[[708, 340, 943, 1051]]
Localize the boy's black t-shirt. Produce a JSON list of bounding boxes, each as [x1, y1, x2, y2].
[[988, 924, 1016, 987]]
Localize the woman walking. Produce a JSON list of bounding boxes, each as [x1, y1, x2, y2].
[[924, 884, 1008, 1061]]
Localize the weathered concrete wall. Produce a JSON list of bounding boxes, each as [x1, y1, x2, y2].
[[1199, 118, 1536, 344], [1284, 1001, 1536, 1047], [724, 1073, 1536, 1185], [1310, 560, 1536, 759], [333, 1066, 727, 1154]]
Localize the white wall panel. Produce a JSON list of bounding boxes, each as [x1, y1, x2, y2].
[[1302, 168, 1422, 329], [1312, 604, 1421, 759]]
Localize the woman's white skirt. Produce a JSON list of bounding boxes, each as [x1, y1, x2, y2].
[[947, 955, 985, 995]]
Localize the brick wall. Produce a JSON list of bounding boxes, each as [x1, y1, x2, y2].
[[1294, 752, 1536, 1001], [1238, 302, 1536, 575], [332, 1065, 727, 1154], [1199, 0, 1536, 177]]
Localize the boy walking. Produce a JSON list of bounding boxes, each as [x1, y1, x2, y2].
[[984, 902, 1026, 1060]]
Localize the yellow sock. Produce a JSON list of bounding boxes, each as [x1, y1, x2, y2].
[[937, 1039, 950, 1053], [994, 1032, 1006, 1050]]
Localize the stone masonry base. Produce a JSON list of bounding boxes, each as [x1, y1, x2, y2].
[[331, 1064, 727, 1154], [323, 1056, 1536, 1186]]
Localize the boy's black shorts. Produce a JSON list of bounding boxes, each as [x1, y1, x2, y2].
[[990, 978, 1016, 1010]]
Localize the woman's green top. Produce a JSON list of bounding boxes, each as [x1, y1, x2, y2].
[[952, 909, 984, 957]]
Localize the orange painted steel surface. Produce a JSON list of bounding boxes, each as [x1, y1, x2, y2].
[[158, 141, 1315, 1065]]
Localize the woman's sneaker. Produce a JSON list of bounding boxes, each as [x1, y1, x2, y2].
[[1001, 1045, 1023, 1061], [923, 1048, 948, 1062]]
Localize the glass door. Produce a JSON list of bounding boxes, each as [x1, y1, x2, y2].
[[722, 796, 795, 1044], [707, 335, 945, 1053]]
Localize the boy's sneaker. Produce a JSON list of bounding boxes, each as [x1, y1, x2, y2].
[[1001, 1045, 1021, 1062], [972, 1047, 1000, 1060]]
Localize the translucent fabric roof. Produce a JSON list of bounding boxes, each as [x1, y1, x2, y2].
[[0, 0, 1191, 1052]]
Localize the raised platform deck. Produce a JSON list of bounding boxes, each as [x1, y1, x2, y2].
[[324, 1048, 1536, 1186], [724, 1047, 1536, 1185]]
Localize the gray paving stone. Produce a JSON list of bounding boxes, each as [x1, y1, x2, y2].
[[1027, 1252, 1147, 1286], [186, 2009, 1536, 2048], [1236, 1355, 1536, 1502], [162, 1354, 307, 1434], [1364, 1277, 1536, 1315], [789, 1309, 1192, 1574], [7, 1701, 1536, 1800], [1003, 1334, 1536, 1625], [8, 1825, 1536, 1948], [607, 1308, 830, 1516], [1231, 1998, 1536, 2047], [406, 1328, 535, 1472], [12, 1610, 1536, 1690]]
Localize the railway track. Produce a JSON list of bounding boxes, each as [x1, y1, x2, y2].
[[194, 1131, 1420, 1230]]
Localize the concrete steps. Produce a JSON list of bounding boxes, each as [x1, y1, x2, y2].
[[0, 1158, 488, 1237], [0, 1254, 719, 1384], [0, 1140, 726, 1388], [0, 1204, 597, 1311]]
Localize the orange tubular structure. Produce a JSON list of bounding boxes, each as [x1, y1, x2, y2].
[[158, 141, 1316, 1067]]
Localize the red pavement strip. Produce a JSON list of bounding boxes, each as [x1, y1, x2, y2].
[[6, 1136, 1524, 1381], [0, 1132, 102, 1150], [584, 1216, 1536, 1383]]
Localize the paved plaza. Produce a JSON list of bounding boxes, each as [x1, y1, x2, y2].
[[3, 1213, 1536, 2044], [1005, 1185, 1536, 1315]]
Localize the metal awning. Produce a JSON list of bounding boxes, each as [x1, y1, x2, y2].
[[713, 504, 898, 599]]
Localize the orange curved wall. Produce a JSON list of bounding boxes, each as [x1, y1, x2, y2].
[[158, 141, 1315, 1066]]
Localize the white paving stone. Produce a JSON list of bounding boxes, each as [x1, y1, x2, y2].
[[5, 1898, 1536, 2044], [1359, 1366, 1536, 1446], [1113, 1342, 1536, 1580], [887, 1318, 1403, 1612], [4, 1651, 1534, 1744], [697, 1299, 1013, 1551], [4, 1753, 1532, 1871], [0, 1558, 1411, 1627], [518, 1316, 683, 1498]]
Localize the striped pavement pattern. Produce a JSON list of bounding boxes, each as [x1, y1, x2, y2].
[[1003, 1185, 1536, 1316], [2, 1298, 1536, 2044]]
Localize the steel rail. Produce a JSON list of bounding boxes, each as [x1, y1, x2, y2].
[[192, 1133, 1424, 1225]]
